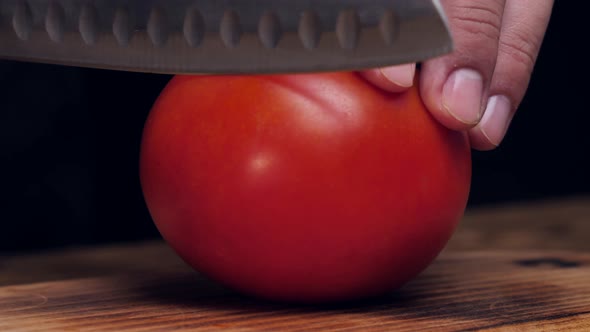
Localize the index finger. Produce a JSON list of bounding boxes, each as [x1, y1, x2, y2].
[[359, 63, 417, 93]]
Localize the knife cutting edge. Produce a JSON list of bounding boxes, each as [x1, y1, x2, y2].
[[0, 0, 452, 74]]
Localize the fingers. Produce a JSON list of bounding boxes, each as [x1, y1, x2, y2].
[[420, 0, 506, 131], [469, 0, 555, 150], [359, 0, 554, 152], [359, 63, 416, 93]]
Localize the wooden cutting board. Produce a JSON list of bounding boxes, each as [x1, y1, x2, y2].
[[2, 197, 590, 331], [1, 248, 590, 331]]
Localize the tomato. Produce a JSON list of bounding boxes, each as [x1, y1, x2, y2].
[[139, 72, 471, 303]]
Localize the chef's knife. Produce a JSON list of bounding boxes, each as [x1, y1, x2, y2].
[[0, 0, 452, 74]]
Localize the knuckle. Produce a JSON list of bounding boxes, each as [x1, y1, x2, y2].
[[447, 0, 504, 42], [498, 24, 540, 74]]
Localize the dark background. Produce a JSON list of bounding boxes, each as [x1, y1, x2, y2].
[[1, 2, 588, 253]]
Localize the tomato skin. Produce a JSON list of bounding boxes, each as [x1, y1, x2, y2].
[[140, 72, 471, 303]]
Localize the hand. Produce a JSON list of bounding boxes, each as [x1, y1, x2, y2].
[[360, 0, 554, 150]]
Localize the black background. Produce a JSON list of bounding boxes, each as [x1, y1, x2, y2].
[[1, 1, 588, 253]]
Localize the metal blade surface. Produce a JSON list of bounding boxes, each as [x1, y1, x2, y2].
[[0, 0, 452, 73]]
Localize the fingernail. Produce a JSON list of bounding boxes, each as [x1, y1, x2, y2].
[[442, 69, 484, 125], [479, 95, 513, 147], [380, 63, 416, 87]]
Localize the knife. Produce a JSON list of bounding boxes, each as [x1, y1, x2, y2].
[[0, 0, 452, 74]]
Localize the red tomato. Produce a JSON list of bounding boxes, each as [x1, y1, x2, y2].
[[140, 72, 471, 303]]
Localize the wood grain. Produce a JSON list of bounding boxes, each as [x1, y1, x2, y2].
[[448, 196, 590, 252], [1, 196, 589, 331], [2, 196, 589, 287], [1, 250, 590, 331]]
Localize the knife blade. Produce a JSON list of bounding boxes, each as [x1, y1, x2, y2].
[[0, 0, 452, 74]]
